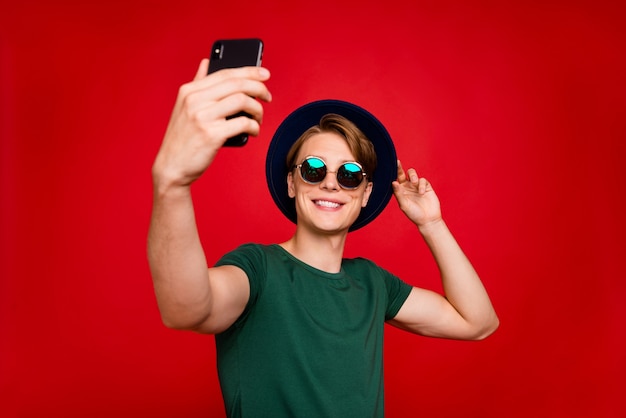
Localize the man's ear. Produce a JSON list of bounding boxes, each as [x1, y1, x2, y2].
[[361, 182, 373, 208], [287, 172, 296, 198]]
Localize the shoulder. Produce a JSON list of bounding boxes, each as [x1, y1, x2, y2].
[[342, 256, 387, 275], [342, 257, 399, 287], [216, 243, 273, 265], [214, 244, 273, 288], [342, 257, 412, 319], [221, 242, 268, 255]]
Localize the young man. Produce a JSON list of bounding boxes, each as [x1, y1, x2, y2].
[[148, 60, 499, 417]]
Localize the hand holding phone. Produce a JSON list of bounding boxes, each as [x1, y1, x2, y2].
[[208, 38, 264, 147]]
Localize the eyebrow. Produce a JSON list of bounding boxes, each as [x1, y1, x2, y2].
[[303, 155, 359, 165]]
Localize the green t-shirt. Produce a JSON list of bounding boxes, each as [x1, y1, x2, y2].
[[214, 243, 412, 418]]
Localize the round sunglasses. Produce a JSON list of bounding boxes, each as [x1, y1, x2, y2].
[[293, 156, 367, 190]]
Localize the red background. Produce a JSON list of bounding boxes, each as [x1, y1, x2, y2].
[[1, 1, 625, 417]]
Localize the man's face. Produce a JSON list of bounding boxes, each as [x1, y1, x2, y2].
[[287, 132, 373, 234]]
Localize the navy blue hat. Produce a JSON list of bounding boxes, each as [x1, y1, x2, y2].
[[265, 99, 397, 232]]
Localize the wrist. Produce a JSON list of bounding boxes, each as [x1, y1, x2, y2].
[[152, 164, 193, 199], [417, 218, 446, 236]]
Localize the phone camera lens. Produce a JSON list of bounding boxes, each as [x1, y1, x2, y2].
[[211, 44, 223, 60]]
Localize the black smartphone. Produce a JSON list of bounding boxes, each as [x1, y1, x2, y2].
[[208, 38, 264, 147]]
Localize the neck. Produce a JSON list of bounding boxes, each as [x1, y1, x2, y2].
[[280, 228, 348, 274]]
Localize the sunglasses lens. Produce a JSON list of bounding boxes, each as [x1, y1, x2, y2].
[[301, 158, 326, 183], [338, 162, 364, 189]]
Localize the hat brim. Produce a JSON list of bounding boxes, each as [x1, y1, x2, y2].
[[266, 99, 397, 232]]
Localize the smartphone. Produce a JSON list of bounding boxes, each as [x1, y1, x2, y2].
[[208, 38, 264, 147]]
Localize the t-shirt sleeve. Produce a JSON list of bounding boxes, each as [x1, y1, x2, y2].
[[214, 243, 267, 324], [384, 272, 412, 320], [368, 261, 413, 320]]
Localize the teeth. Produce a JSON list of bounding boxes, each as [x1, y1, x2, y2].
[[315, 200, 341, 208]]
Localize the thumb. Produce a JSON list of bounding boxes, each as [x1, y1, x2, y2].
[[391, 181, 403, 200]]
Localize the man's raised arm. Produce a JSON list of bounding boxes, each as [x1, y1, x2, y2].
[[147, 61, 271, 332]]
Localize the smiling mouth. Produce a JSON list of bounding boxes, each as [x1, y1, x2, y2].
[[314, 200, 342, 209]]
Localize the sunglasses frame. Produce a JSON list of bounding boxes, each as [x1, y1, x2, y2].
[[293, 156, 367, 190]]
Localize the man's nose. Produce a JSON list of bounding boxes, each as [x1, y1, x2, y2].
[[320, 170, 340, 191]]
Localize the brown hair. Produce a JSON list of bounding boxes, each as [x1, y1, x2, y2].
[[285, 114, 378, 178]]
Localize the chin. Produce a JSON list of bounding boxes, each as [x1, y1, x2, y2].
[[313, 218, 358, 235], [297, 206, 361, 234]]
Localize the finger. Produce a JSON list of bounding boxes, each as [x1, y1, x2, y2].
[[205, 93, 265, 124], [396, 160, 407, 183], [192, 94, 265, 144], [202, 66, 271, 91], [178, 78, 271, 121], [226, 115, 262, 138], [419, 177, 428, 194], [406, 168, 419, 184], [179, 66, 271, 109], [194, 59, 210, 81], [203, 77, 272, 104], [391, 181, 404, 202], [209, 114, 262, 143]]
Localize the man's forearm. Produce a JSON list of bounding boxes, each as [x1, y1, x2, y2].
[[419, 219, 499, 338], [147, 185, 212, 329]]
